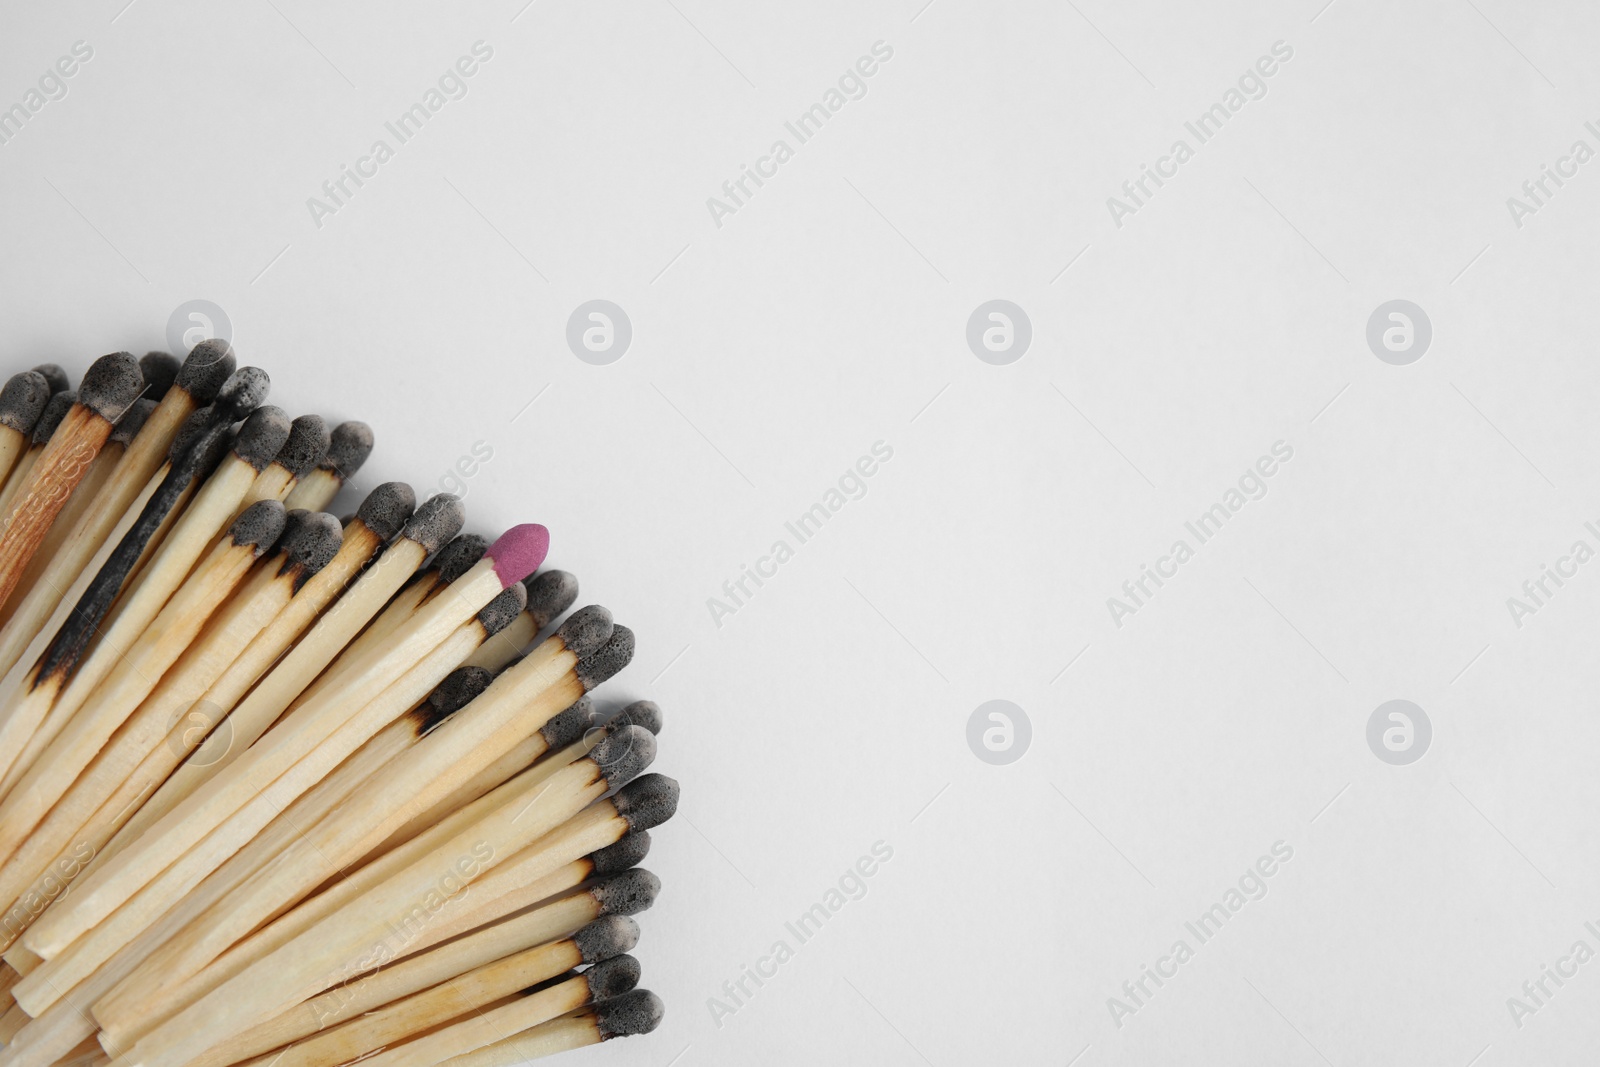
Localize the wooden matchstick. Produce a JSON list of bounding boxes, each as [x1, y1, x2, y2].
[[283, 420, 372, 512], [423, 990, 663, 1066], [0, 389, 73, 540], [0, 352, 144, 615], [0, 372, 51, 490], [233, 413, 329, 517], [24, 520, 544, 961]]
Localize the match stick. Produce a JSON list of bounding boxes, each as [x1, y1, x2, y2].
[[1, 397, 153, 614], [0, 343, 234, 684], [0, 500, 289, 874], [0, 512, 343, 926], [0, 352, 144, 615], [136, 352, 179, 400], [0, 371, 51, 489], [24, 518, 540, 961], [363, 953, 643, 1067], [461, 569, 579, 674], [185, 867, 657, 1067], [0, 389, 74, 532], [283, 420, 372, 512], [235, 414, 329, 516], [0, 375, 276, 798], [0, 999, 30, 1043], [99, 482, 418, 847], [423, 990, 665, 1066]]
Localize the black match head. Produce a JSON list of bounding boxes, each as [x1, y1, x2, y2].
[[611, 700, 662, 736], [610, 773, 678, 833], [110, 398, 156, 447], [229, 499, 288, 556], [573, 916, 641, 965], [174, 341, 236, 404], [588, 868, 661, 918], [274, 415, 329, 478], [354, 482, 415, 543], [557, 606, 613, 660], [31, 364, 68, 394], [216, 366, 271, 419], [588, 834, 652, 879], [589, 725, 656, 788], [584, 953, 642, 999], [524, 570, 578, 630], [425, 534, 489, 586], [539, 697, 593, 749], [232, 405, 292, 470], [476, 583, 527, 637], [78, 352, 144, 422], [0, 371, 51, 435], [577, 625, 634, 691], [33, 390, 75, 445], [138, 352, 180, 401], [323, 421, 373, 478], [400, 494, 465, 556], [594, 990, 664, 1040], [410, 665, 493, 734], [278, 511, 343, 585]]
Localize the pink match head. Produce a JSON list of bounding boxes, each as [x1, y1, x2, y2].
[[486, 523, 550, 588]]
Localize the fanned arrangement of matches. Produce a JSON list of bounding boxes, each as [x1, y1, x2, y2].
[[0, 343, 674, 1067]]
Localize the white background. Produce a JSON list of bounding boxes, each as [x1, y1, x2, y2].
[[4, 1, 1600, 1064]]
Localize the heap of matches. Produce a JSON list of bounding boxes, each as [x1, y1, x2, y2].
[[0, 343, 674, 1067]]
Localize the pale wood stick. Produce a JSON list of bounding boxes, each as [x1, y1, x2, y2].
[[437, 1014, 602, 1066], [0, 960, 17, 996], [0, 999, 29, 1043], [0, 353, 144, 619], [1, 946, 38, 976], [0, 503, 285, 875], [15, 615, 492, 1019], [123, 738, 659, 1067], [99, 489, 411, 855], [19, 503, 470, 959], [228, 414, 327, 521], [354, 965, 631, 1067], [280, 422, 371, 513], [173, 870, 616, 1067], [0, 516, 340, 929]]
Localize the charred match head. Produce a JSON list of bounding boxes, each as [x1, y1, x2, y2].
[[215, 366, 271, 419], [354, 482, 416, 542], [173, 340, 236, 404], [400, 494, 466, 556], [110, 398, 156, 447], [583, 953, 642, 999], [486, 523, 549, 589], [229, 499, 289, 557], [589, 724, 656, 788], [273, 415, 329, 478], [409, 665, 494, 734], [523, 569, 578, 631], [558, 606, 613, 660], [539, 696, 593, 750], [0, 371, 52, 435], [78, 352, 145, 423], [33, 390, 75, 445], [232, 406, 292, 471], [577, 625, 634, 691], [477, 582, 528, 637], [276, 511, 343, 589], [573, 916, 641, 965], [594, 989, 664, 1040], [588, 836, 654, 880], [31, 364, 68, 394], [322, 421, 373, 480], [610, 700, 662, 736], [610, 773, 678, 833], [425, 534, 489, 586], [138, 352, 180, 401]]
